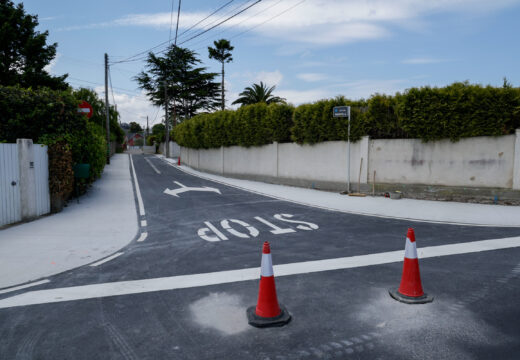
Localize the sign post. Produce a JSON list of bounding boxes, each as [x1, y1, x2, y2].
[[333, 106, 351, 193]]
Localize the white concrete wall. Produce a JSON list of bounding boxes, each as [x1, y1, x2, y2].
[[180, 131, 520, 190], [514, 129, 520, 190], [198, 148, 222, 174], [223, 143, 278, 177], [369, 135, 515, 188], [143, 145, 155, 154], [278, 138, 369, 186]]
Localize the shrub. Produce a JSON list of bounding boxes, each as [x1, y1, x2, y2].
[[291, 96, 366, 144]]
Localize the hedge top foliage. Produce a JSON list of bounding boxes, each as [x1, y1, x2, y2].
[[173, 82, 520, 149]]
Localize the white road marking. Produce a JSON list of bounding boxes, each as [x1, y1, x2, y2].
[[159, 156, 519, 228], [89, 252, 124, 267], [163, 181, 221, 197], [130, 155, 145, 216], [141, 220, 147, 227], [0, 279, 50, 295], [1, 236, 520, 309], [137, 232, 148, 242], [144, 157, 161, 174], [198, 221, 229, 242]]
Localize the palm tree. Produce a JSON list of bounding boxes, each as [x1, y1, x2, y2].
[[232, 82, 286, 106], [208, 39, 234, 111]]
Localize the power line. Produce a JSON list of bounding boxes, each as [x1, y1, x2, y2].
[[174, 0, 182, 45], [169, 0, 176, 43], [229, 0, 306, 41], [179, 0, 253, 40], [177, 0, 234, 39], [190, 0, 284, 51], [111, 1, 240, 65], [178, 0, 261, 45], [111, 0, 261, 65], [108, 67, 117, 108]]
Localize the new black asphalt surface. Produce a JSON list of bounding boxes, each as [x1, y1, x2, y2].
[[0, 154, 519, 359]]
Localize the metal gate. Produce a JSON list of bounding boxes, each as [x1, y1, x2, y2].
[[0, 142, 50, 227], [0, 144, 21, 226]]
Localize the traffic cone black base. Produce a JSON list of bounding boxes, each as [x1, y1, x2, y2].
[[247, 304, 291, 328], [389, 289, 433, 304]]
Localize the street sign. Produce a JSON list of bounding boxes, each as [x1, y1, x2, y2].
[[78, 100, 93, 118], [333, 106, 350, 117]]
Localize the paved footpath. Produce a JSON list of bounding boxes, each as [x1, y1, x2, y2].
[[0, 153, 519, 359]]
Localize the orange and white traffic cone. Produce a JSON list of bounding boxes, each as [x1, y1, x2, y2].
[[247, 241, 291, 327], [177, 157, 181, 166], [389, 228, 433, 304]]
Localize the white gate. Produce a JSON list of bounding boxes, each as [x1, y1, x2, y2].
[[0, 141, 50, 227], [0, 144, 21, 226]]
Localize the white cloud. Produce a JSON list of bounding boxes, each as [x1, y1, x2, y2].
[[82, 0, 518, 44], [402, 57, 448, 64], [93, 86, 160, 128], [297, 73, 329, 82], [255, 70, 283, 86], [277, 88, 333, 105], [44, 53, 61, 74], [277, 78, 411, 105]]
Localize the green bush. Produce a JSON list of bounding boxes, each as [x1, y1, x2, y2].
[[173, 82, 520, 148], [0, 85, 109, 182], [291, 96, 366, 144], [397, 82, 520, 141], [364, 94, 406, 139]]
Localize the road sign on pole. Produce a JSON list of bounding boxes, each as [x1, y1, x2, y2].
[[333, 106, 351, 193], [78, 101, 93, 118]]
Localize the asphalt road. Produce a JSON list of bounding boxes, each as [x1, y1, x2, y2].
[[0, 154, 519, 359]]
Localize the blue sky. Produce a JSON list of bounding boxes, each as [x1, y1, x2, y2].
[[17, 0, 520, 128]]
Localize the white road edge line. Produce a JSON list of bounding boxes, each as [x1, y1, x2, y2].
[[1, 236, 519, 309], [144, 156, 161, 174], [141, 220, 147, 227], [158, 156, 519, 228], [89, 252, 124, 267], [130, 154, 145, 217], [137, 232, 148, 242], [0, 279, 50, 295]]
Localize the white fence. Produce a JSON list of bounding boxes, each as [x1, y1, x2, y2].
[[0, 139, 50, 227], [180, 129, 520, 191]]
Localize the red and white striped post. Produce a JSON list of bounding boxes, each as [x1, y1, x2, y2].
[[389, 228, 433, 304]]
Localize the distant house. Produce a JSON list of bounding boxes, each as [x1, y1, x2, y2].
[[125, 133, 143, 147]]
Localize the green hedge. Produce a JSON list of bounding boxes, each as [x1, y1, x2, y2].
[[173, 82, 520, 149], [0, 85, 109, 181], [397, 82, 520, 141]]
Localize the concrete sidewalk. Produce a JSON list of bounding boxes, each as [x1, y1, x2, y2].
[[160, 156, 520, 227], [0, 154, 138, 289]]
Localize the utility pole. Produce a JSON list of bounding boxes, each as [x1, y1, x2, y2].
[[104, 53, 110, 165], [164, 81, 169, 158]]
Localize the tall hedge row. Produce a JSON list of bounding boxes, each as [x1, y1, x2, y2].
[[174, 103, 294, 148], [173, 82, 520, 149]]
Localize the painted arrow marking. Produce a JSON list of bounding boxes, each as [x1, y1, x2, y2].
[[163, 181, 221, 197]]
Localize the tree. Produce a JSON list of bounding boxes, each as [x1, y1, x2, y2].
[[232, 82, 286, 107], [129, 121, 143, 133], [73, 87, 125, 143], [0, 0, 68, 89], [208, 39, 234, 111], [135, 45, 220, 124]]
